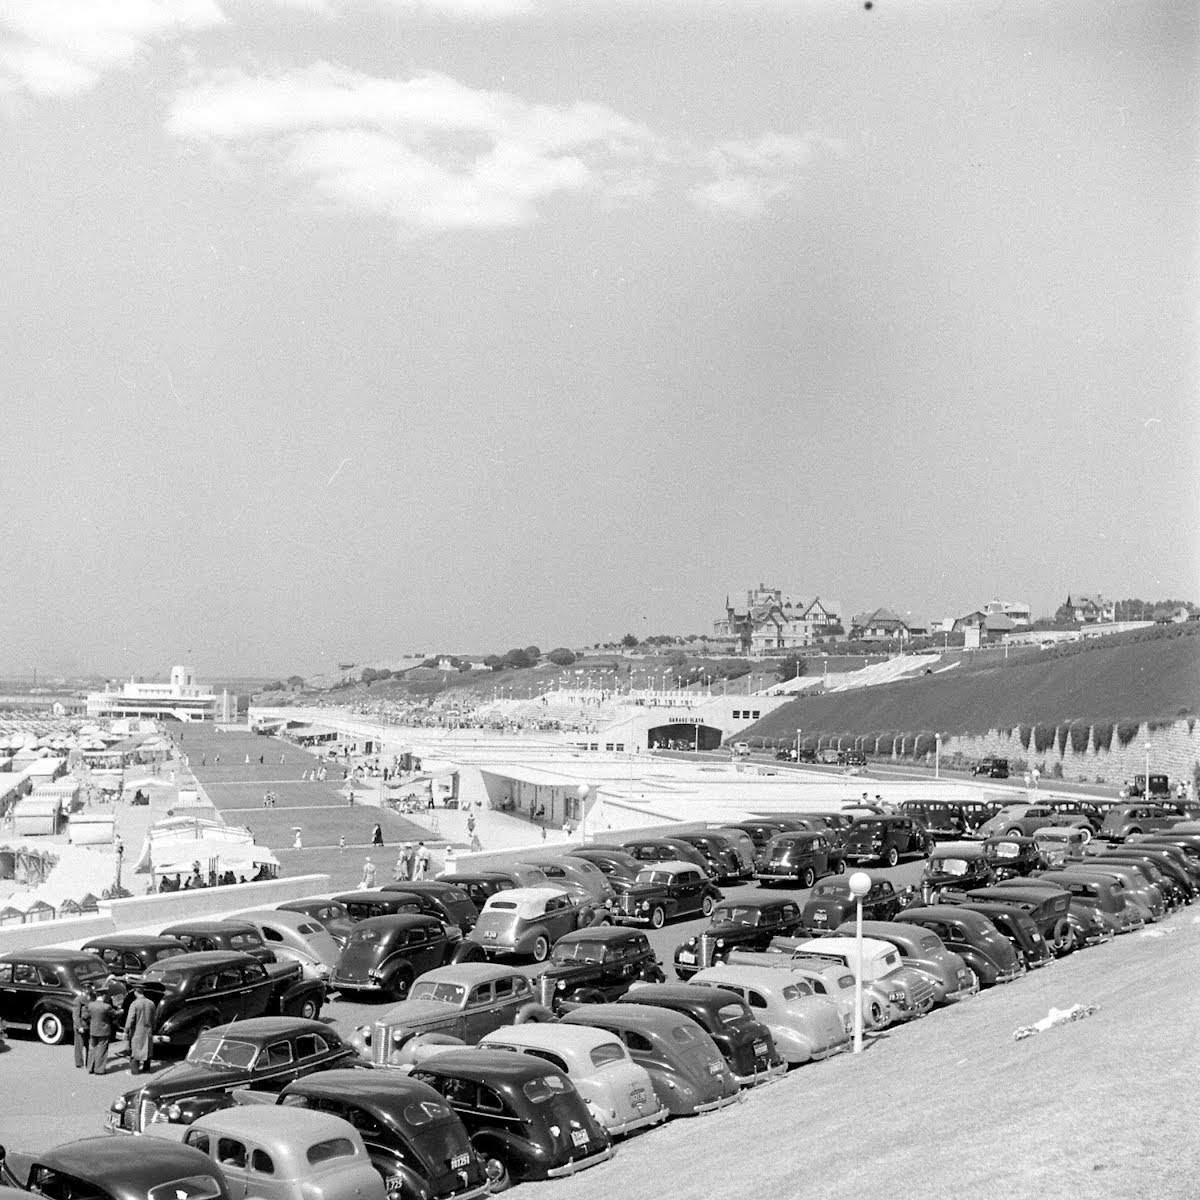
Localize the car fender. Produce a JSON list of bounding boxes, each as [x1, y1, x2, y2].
[[516, 925, 553, 955], [471, 1126, 548, 1173], [768, 1023, 811, 1063], [279, 976, 326, 1015], [952, 946, 998, 987], [159, 1005, 226, 1041], [370, 1152, 430, 1200], [32, 997, 74, 1026]]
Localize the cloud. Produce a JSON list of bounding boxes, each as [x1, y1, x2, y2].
[[168, 63, 660, 233], [691, 132, 826, 218], [0, 0, 226, 96]]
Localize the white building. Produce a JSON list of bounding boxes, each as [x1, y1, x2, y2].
[[982, 599, 1032, 626], [86, 665, 235, 723]]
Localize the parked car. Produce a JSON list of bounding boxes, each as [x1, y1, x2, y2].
[[380, 882, 481, 933], [566, 848, 643, 884], [159, 921, 275, 963], [80, 936, 188, 993], [756, 831, 845, 888], [0, 948, 109, 1045], [687, 963, 851, 1063], [673, 897, 804, 979], [719, 820, 807, 857], [1099, 804, 1183, 842], [477, 1024, 669, 1137], [435, 874, 516, 913], [896, 906, 1024, 987], [920, 842, 996, 903], [619, 983, 785, 1086], [898, 801, 989, 839], [350, 964, 547, 1067], [1030, 869, 1142, 934], [834, 920, 978, 1005], [107, 1017, 357, 1134], [1043, 865, 1161, 924], [515, 857, 615, 906], [667, 832, 748, 882], [617, 837, 716, 879], [961, 884, 1077, 956], [233, 910, 341, 981], [943, 900, 1054, 968], [182, 1105, 386, 1200], [1031, 826, 1090, 868], [333, 891, 427, 924], [534, 926, 665, 1011], [1087, 850, 1189, 908], [613, 862, 723, 929], [841, 816, 930, 867], [331, 915, 455, 999], [462, 888, 600, 963], [981, 877, 1115, 948], [276, 899, 355, 948], [972, 757, 1009, 778], [1043, 799, 1105, 832], [561, 1003, 740, 1116], [978, 805, 1092, 841], [1127, 773, 1171, 799], [2, 1136, 232, 1200], [800, 873, 909, 933], [981, 836, 1048, 880], [411, 1049, 614, 1186], [277, 1071, 490, 1200], [711, 827, 762, 870]]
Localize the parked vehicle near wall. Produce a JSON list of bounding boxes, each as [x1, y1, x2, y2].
[[0, 949, 113, 1045], [834, 921, 978, 1004], [462, 888, 600, 963], [80, 936, 188, 994], [434, 874, 516, 913], [566, 848, 644, 884], [514, 858, 615, 907], [673, 897, 805, 979], [331, 915, 455, 1000], [800, 873, 909, 934], [896, 907, 1024, 987], [919, 842, 995, 904], [380, 882, 481, 934], [233, 910, 341, 982], [756, 831, 845, 889], [534, 927, 665, 1012], [667, 832, 747, 883], [613, 863, 723, 930], [981, 837, 1048, 881], [841, 816, 930, 867], [276, 899, 355, 948]]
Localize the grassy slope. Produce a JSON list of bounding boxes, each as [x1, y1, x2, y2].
[[747, 632, 1200, 740], [546, 911, 1200, 1200]]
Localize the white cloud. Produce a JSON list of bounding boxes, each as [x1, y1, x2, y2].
[[0, 0, 225, 96], [691, 132, 825, 218], [258, 0, 533, 17], [168, 63, 659, 233]]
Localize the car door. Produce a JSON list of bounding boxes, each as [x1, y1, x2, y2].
[[812, 838, 829, 875], [238, 962, 274, 1018], [545, 894, 575, 940], [251, 1037, 298, 1092], [673, 870, 702, 916], [0, 962, 28, 1027], [459, 981, 495, 1041]]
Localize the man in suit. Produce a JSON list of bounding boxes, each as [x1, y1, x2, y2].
[[123, 984, 157, 1075], [73, 989, 89, 1069], [85, 988, 118, 1074]]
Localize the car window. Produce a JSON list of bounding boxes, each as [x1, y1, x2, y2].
[[250, 1150, 274, 1175], [493, 975, 517, 999], [476, 1087, 505, 1115], [670, 1024, 697, 1044], [522, 1073, 569, 1102], [0, 964, 10, 984], [307, 1139, 356, 1166], [217, 1137, 247, 1169], [624, 1030, 653, 1052], [241, 963, 268, 983], [217, 969, 242, 990], [410, 981, 466, 1005], [746, 990, 768, 1009], [521, 1047, 570, 1073], [261, 927, 284, 943], [467, 984, 492, 1005], [185, 1131, 210, 1154], [122, 954, 143, 973], [589, 1042, 626, 1067], [13, 963, 37, 984], [781, 982, 813, 1001], [38, 966, 60, 986], [264, 1041, 293, 1068], [295, 1034, 329, 1059]]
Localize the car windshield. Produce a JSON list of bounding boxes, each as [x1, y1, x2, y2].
[[403, 1099, 454, 1126], [409, 981, 466, 1005], [348, 927, 381, 945], [781, 982, 813, 1001], [717, 1001, 750, 1025], [836, 974, 854, 989], [229, 933, 263, 951], [934, 858, 970, 876], [523, 1073, 569, 1102], [488, 901, 519, 911], [812, 881, 847, 897], [637, 871, 674, 886], [590, 1043, 626, 1068], [550, 941, 606, 963], [918, 935, 941, 953], [714, 906, 758, 926], [186, 1034, 259, 1069], [153, 947, 186, 962], [69, 961, 109, 986], [849, 822, 883, 835], [990, 842, 1021, 858]]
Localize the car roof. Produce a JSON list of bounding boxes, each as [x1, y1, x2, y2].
[[34, 1136, 220, 1187], [415, 1047, 568, 1084], [563, 1002, 693, 1034], [635, 860, 701, 875], [852, 920, 924, 944], [332, 890, 418, 905], [929, 841, 986, 857], [161, 920, 257, 934], [625, 982, 736, 1009], [234, 909, 317, 931], [353, 914, 443, 932], [83, 935, 185, 951], [413, 963, 528, 985], [284, 1068, 441, 1104], [554, 925, 645, 945], [691, 964, 799, 989], [144, 951, 260, 969], [382, 881, 465, 896], [482, 1023, 621, 1053], [193, 1104, 358, 1142], [901, 906, 992, 926], [483, 886, 566, 906], [205, 1017, 332, 1040], [0, 948, 103, 965], [792, 936, 895, 958]]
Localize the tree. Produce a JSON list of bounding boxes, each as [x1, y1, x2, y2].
[[776, 655, 808, 681], [286, 675, 304, 687], [376, 668, 392, 680], [485, 655, 503, 671], [360, 667, 378, 684], [524, 645, 541, 663], [547, 647, 577, 666], [502, 648, 534, 669], [621, 633, 639, 648]]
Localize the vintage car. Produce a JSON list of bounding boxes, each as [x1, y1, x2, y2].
[[897, 906, 1024, 987], [920, 842, 996, 903], [800, 873, 908, 933], [462, 888, 600, 962], [1126, 772, 1171, 799], [673, 897, 804, 979], [898, 801, 981, 840], [620, 983, 785, 1086], [941, 900, 1054, 967], [666, 832, 748, 882], [972, 756, 1009, 778], [139, 951, 327, 1044], [514, 857, 615, 906], [411, 1049, 614, 1186], [833, 920, 978, 1004], [1072, 861, 1166, 919], [613, 862, 723, 929], [975, 877, 1111, 948], [561, 1003, 740, 1116], [108, 1017, 357, 1134], [183, 1106, 387, 1200], [234, 910, 341, 981], [477, 1023, 669, 1137], [534, 927, 665, 1011], [277, 1071, 490, 1200], [380, 882, 481, 933], [687, 963, 850, 1063], [435, 874, 515, 912], [0, 948, 112, 1044], [719, 820, 807, 857], [351, 964, 547, 1067], [755, 831, 845, 888], [277, 899, 355, 948], [1031, 826, 1090, 868], [961, 883, 1077, 956], [977, 805, 1092, 841], [331, 915, 455, 999], [80, 936, 189, 992], [981, 836, 1048, 880], [334, 891, 435, 926], [841, 816, 930, 867], [1098, 804, 1184, 842], [1, 1137, 232, 1200], [565, 848, 643, 884], [1090, 847, 1196, 904], [1031, 869, 1142, 934], [616, 837, 716, 878], [788, 936, 935, 1025], [1043, 799, 1105, 832], [1043, 865, 1157, 925], [711, 827, 761, 869], [1089, 854, 1185, 910], [1130, 836, 1200, 882], [159, 921, 275, 964]]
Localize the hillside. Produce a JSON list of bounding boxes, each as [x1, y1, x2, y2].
[[747, 625, 1200, 741]]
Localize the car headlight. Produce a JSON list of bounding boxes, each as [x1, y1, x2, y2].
[[715, 939, 725, 948], [556, 980, 567, 990], [112, 1097, 128, 1113], [368, 968, 384, 981], [640, 901, 649, 911], [166, 1103, 183, 1121], [392, 1029, 407, 1045], [356, 1025, 371, 1044]]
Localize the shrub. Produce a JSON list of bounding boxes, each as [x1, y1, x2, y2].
[[1070, 721, 1090, 753], [1092, 721, 1114, 752], [547, 648, 577, 666], [914, 732, 936, 758], [1019, 724, 1034, 750], [1011, 756, 1029, 774], [1034, 723, 1056, 753], [1190, 717, 1197, 734], [1051, 761, 1064, 779], [1056, 724, 1071, 755], [1117, 720, 1142, 747]]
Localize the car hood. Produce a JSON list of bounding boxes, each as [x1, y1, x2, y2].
[[617, 884, 664, 902], [374, 999, 461, 1028], [119, 1060, 241, 1102]]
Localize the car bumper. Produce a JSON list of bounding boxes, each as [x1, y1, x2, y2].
[[330, 976, 385, 992], [545, 1145, 616, 1177], [844, 853, 883, 865], [732, 1060, 787, 1087], [994, 964, 1025, 985], [945, 979, 980, 1003], [604, 1106, 669, 1136], [692, 1091, 743, 1114], [808, 1041, 849, 1061], [615, 914, 654, 926]]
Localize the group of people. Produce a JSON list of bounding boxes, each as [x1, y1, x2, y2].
[[72, 983, 156, 1076]]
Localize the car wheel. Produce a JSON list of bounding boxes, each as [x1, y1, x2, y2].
[[867, 1000, 885, 1028], [514, 1002, 555, 1024], [481, 1156, 511, 1194], [1126, 827, 1142, 838], [530, 935, 551, 963], [1050, 919, 1073, 956], [801, 867, 816, 889], [885, 846, 899, 869], [1006, 828, 1024, 837], [298, 996, 320, 1021], [701, 895, 715, 917], [36, 1010, 67, 1046], [649, 906, 666, 929], [1078, 826, 1093, 843], [835, 859, 846, 874], [387, 973, 412, 1001]]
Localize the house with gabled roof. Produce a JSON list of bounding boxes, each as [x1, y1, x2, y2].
[[1058, 593, 1115, 624], [848, 607, 911, 643]]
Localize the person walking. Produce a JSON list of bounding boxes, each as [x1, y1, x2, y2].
[[123, 984, 157, 1075], [413, 842, 430, 880], [338, 834, 346, 852], [361, 857, 377, 888], [293, 829, 303, 850], [371, 823, 384, 847], [396, 844, 413, 880], [85, 987, 118, 1074], [73, 989, 89, 1069]]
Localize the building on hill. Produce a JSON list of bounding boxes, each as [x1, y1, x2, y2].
[[982, 599, 1031, 626], [86, 665, 235, 723], [1057, 593, 1116, 624], [953, 611, 1016, 647], [714, 585, 843, 653], [848, 608, 911, 643]]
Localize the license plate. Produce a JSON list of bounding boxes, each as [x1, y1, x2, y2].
[[571, 1129, 589, 1147], [484, 930, 497, 939], [629, 1087, 646, 1105], [753, 1041, 767, 1055], [677, 951, 695, 964], [812, 913, 827, 924], [450, 1153, 470, 1170], [386, 1176, 405, 1191], [708, 1061, 722, 1075]]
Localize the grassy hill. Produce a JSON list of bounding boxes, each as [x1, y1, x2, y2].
[[747, 624, 1200, 742]]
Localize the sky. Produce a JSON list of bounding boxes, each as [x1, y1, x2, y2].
[[0, 0, 1196, 679]]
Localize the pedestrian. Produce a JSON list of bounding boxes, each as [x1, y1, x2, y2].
[[215, 753, 220, 765], [73, 988, 89, 1069], [466, 813, 476, 836], [86, 987, 118, 1074], [293, 829, 303, 850], [338, 834, 346, 852], [259, 754, 264, 765], [561, 819, 571, 840], [245, 754, 250, 765], [1031, 766, 1040, 790], [413, 842, 430, 880], [201, 754, 206, 767], [398, 843, 414, 880], [124, 984, 157, 1075], [280, 753, 286, 765], [361, 857, 377, 888], [371, 823, 384, 846], [469, 832, 482, 852]]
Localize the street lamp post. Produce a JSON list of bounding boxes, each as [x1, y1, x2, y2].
[[576, 783, 591, 842], [848, 871, 872, 1053], [795, 727, 802, 763], [1144, 741, 1152, 797], [934, 733, 941, 779]]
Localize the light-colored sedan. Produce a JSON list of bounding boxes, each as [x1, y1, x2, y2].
[[478, 1023, 668, 1137], [233, 910, 341, 981], [180, 1105, 385, 1200]]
